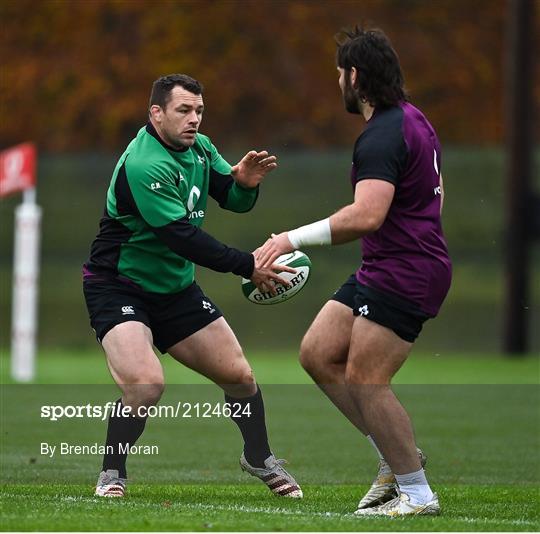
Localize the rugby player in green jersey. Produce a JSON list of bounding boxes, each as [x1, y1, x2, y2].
[[83, 74, 302, 498]]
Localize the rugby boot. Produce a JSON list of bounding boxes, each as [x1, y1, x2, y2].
[[354, 491, 440, 516], [95, 469, 126, 497], [356, 448, 427, 509], [240, 452, 303, 498]]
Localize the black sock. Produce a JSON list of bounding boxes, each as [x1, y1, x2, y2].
[[101, 399, 147, 478], [225, 385, 271, 467]]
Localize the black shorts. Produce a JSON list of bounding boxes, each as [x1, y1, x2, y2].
[[83, 278, 223, 353], [331, 274, 431, 343]]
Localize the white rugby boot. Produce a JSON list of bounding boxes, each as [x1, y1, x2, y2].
[[356, 448, 427, 509], [240, 452, 303, 498], [354, 491, 440, 516], [95, 469, 126, 497]]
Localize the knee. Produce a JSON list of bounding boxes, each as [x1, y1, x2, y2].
[[344, 363, 362, 385], [223, 358, 257, 398], [123, 373, 165, 408], [229, 364, 256, 388], [223, 344, 256, 386], [344, 362, 389, 387], [140, 381, 165, 405], [299, 334, 320, 374], [343, 366, 373, 404]]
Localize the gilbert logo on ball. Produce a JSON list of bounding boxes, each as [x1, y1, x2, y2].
[[242, 250, 312, 305]]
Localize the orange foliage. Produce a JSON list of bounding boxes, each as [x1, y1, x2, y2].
[[0, 0, 537, 151]]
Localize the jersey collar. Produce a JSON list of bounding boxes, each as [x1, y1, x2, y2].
[[145, 122, 190, 153]]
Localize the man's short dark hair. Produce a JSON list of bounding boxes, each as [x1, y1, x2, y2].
[[336, 26, 407, 109], [149, 74, 203, 110]]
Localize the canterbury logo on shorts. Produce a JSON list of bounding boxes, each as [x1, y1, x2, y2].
[[121, 305, 135, 315]]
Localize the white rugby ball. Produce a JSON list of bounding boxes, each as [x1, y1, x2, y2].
[[241, 250, 312, 305]]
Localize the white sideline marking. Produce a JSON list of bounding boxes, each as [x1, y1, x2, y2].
[[185, 502, 344, 519], [2, 494, 538, 527], [182, 503, 538, 526], [453, 517, 537, 527]]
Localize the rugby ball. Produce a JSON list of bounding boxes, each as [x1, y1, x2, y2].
[[242, 250, 312, 305]]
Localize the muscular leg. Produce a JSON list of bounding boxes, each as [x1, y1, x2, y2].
[[166, 317, 256, 398], [345, 316, 419, 474], [299, 300, 368, 434], [103, 321, 165, 409], [168, 317, 302, 495], [167, 317, 269, 465], [99, 321, 165, 478]]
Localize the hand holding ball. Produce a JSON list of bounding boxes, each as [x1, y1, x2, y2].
[[242, 251, 312, 305]]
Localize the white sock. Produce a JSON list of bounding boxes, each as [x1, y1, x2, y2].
[[394, 468, 434, 504], [366, 435, 384, 461]]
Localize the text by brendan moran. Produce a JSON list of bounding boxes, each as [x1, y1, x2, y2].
[[40, 442, 159, 458]]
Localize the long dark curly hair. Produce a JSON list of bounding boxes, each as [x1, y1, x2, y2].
[[336, 26, 408, 109]]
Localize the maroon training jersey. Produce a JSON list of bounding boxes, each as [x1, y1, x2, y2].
[[352, 102, 452, 316]]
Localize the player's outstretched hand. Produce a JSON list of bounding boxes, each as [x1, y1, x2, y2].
[[255, 232, 295, 269], [231, 150, 277, 189], [250, 254, 296, 296]]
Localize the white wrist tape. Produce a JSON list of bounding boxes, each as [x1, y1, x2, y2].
[[287, 218, 332, 249]]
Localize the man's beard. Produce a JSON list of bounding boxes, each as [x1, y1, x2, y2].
[[342, 77, 361, 115], [163, 130, 194, 150]]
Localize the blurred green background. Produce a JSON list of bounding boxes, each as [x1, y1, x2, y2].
[[1, 0, 539, 356], [1, 148, 539, 354]]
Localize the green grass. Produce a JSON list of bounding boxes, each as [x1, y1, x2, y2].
[[1, 484, 538, 531], [1, 349, 539, 384], [1, 351, 539, 531]]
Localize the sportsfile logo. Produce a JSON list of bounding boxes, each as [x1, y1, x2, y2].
[[121, 305, 135, 315], [40, 401, 251, 421]]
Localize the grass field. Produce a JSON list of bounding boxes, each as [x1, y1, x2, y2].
[[2, 484, 538, 532], [1, 349, 539, 384], [1, 351, 539, 531]]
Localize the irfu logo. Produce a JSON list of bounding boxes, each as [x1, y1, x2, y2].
[[357, 305, 370, 316], [202, 300, 215, 314]]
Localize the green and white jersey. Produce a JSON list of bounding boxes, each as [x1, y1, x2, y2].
[[86, 123, 257, 293]]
